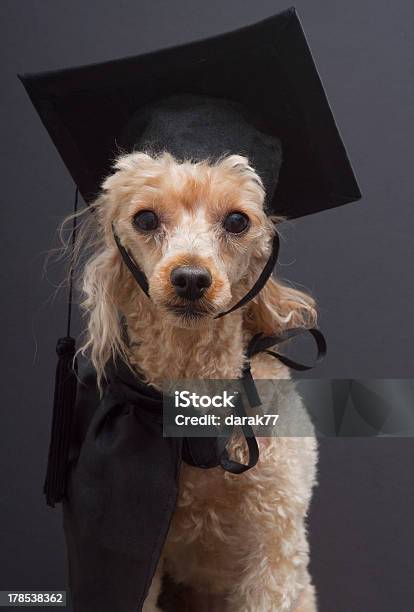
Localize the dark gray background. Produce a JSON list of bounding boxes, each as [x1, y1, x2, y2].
[[0, 0, 413, 610]]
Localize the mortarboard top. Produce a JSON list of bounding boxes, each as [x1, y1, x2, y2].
[[19, 7, 361, 218]]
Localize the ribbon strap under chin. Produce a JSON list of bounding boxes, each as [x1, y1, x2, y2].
[[214, 232, 280, 318], [112, 226, 150, 296]]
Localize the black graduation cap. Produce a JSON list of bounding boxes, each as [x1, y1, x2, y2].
[[19, 7, 361, 218]]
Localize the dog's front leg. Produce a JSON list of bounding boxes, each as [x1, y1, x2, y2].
[[225, 437, 317, 612], [225, 525, 316, 612]]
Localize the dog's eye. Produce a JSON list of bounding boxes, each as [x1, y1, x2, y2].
[[223, 212, 250, 234], [133, 210, 159, 231]]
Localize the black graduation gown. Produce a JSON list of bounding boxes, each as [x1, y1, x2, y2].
[[63, 361, 183, 612]]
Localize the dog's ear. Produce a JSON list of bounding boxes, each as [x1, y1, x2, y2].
[[244, 276, 317, 337], [80, 241, 129, 388]]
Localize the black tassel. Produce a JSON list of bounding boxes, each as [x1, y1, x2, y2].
[[44, 336, 78, 507], [44, 188, 80, 507]]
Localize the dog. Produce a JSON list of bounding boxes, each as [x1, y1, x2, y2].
[[73, 151, 318, 611]]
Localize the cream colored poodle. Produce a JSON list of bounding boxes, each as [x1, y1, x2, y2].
[[74, 151, 318, 611]]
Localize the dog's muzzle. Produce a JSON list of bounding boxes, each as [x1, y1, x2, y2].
[[112, 223, 281, 319]]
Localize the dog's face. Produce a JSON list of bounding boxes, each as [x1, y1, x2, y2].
[[102, 152, 274, 326]]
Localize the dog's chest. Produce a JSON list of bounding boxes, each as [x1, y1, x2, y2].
[[127, 317, 246, 384]]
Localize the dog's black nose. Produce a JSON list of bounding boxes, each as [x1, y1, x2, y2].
[[170, 266, 212, 301]]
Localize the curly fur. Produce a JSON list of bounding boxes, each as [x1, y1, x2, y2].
[[65, 151, 318, 611]]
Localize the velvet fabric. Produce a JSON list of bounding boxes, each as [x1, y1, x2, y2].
[[121, 94, 283, 209]]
